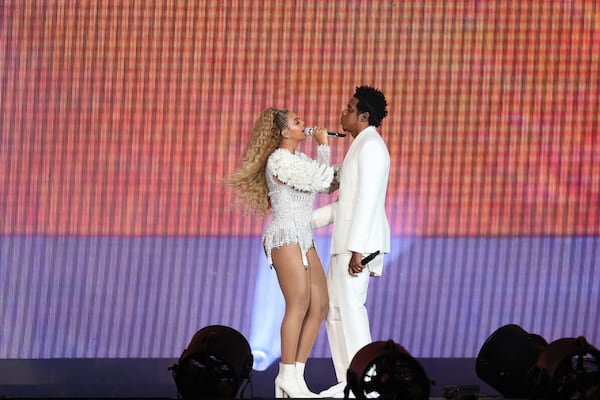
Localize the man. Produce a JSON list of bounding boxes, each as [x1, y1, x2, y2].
[[313, 85, 391, 396]]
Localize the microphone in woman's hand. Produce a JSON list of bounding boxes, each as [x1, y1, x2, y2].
[[304, 127, 347, 138]]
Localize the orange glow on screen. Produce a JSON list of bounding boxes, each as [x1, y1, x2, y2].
[[1, 0, 599, 236]]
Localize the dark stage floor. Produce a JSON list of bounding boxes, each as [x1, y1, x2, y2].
[[0, 358, 501, 399]]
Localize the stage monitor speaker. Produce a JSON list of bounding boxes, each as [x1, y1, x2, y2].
[[534, 336, 600, 400], [476, 324, 548, 398], [346, 339, 431, 400], [170, 325, 253, 398]]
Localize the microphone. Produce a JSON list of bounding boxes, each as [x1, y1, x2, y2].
[[304, 127, 347, 138], [361, 250, 381, 266]]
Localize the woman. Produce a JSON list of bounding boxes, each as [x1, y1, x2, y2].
[[226, 108, 333, 397]]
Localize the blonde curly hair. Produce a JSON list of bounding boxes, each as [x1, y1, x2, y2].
[[225, 108, 289, 215]]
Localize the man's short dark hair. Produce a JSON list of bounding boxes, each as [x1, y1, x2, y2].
[[354, 85, 388, 127]]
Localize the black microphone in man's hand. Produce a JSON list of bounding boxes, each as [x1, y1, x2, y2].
[[304, 127, 347, 138], [361, 250, 381, 266]]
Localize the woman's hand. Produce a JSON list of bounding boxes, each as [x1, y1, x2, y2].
[[311, 126, 328, 146]]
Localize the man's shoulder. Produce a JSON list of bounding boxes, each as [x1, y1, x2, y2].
[[359, 131, 389, 155], [359, 127, 387, 143]]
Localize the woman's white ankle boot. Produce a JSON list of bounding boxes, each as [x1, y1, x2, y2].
[[275, 362, 305, 398], [295, 361, 319, 398]]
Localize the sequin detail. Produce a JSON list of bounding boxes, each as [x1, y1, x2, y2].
[[262, 145, 333, 268]]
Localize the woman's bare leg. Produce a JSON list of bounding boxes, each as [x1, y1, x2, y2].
[[295, 247, 328, 363], [271, 244, 311, 364]]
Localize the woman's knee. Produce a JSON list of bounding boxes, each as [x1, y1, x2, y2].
[[319, 296, 329, 320], [286, 294, 310, 315], [307, 291, 328, 321]]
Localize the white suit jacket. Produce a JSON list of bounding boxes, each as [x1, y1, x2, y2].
[[312, 126, 391, 275]]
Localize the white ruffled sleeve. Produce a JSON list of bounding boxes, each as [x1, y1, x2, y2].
[[316, 144, 331, 165], [267, 147, 334, 192]]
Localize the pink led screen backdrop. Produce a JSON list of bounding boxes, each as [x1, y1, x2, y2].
[[1, 1, 599, 359]]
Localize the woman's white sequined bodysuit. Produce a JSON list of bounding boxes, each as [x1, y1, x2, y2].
[[262, 145, 334, 268]]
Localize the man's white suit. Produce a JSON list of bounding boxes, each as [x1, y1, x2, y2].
[[312, 126, 390, 383]]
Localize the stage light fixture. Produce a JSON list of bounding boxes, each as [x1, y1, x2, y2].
[[169, 325, 253, 398], [475, 324, 548, 398], [534, 336, 600, 400], [346, 339, 431, 400]]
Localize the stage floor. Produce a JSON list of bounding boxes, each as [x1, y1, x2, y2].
[[0, 357, 500, 398]]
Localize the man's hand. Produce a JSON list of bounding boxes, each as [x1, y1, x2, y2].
[[348, 251, 364, 276]]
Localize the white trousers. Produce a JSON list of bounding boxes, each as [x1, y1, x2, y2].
[[325, 253, 372, 382]]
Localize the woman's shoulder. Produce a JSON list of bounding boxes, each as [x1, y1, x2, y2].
[[269, 148, 309, 163]]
